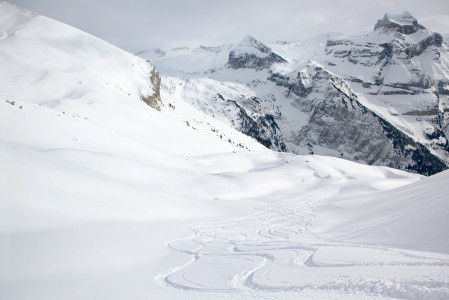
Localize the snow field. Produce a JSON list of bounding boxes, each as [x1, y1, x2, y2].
[[2, 2, 449, 299]]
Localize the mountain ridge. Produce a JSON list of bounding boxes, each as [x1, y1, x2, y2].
[[142, 11, 449, 175]]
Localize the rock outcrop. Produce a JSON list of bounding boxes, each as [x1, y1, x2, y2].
[[141, 63, 162, 111]]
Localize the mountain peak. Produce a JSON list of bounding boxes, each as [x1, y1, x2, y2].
[[239, 35, 271, 54], [374, 11, 425, 34], [228, 36, 287, 70]]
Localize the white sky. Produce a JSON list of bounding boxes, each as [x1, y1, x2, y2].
[[8, 0, 449, 52]]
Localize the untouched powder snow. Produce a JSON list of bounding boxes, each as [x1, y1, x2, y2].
[[1, 2, 449, 299]]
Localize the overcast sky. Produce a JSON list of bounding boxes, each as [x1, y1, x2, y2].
[[8, 0, 449, 52]]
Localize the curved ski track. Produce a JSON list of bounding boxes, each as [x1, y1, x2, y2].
[[155, 181, 449, 299]]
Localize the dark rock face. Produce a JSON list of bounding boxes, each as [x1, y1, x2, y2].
[[261, 13, 448, 174], [377, 43, 393, 66], [326, 40, 353, 47], [227, 51, 287, 70], [226, 99, 286, 151], [437, 80, 449, 95], [379, 118, 447, 175], [269, 64, 447, 175], [198, 91, 286, 152], [226, 100, 287, 152], [425, 128, 449, 151], [374, 12, 425, 34], [227, 36, 287, 70], [268, 72, 312, 98], [406, 33, 443, 58]]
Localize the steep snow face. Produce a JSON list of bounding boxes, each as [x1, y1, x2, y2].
[[143, 12, 449, 175], [2, 3, 449, 300]]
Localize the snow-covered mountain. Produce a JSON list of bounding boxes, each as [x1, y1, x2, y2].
[[2, 2, 449, 300], [143, 12, 449, 176], [322, 11, 449, 173]]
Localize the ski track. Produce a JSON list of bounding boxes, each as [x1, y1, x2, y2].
[[155, 181, 449, 299]]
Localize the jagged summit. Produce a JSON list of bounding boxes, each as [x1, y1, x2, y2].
[[239, 35, 272, 53], [374, 11, 425, 34], [228, 35, 287, 70], [385, 11, 415, 23]]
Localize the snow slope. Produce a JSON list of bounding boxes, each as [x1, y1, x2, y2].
[[1, 2, 449, 300], [0, 2, 161, 110]]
